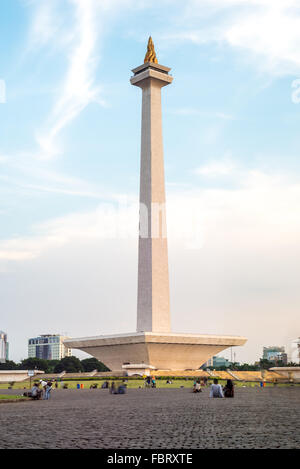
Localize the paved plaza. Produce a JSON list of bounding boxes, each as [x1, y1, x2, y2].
[[0, 387, 299, 449]]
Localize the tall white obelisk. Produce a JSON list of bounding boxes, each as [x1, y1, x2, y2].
[[65, 40, 247, 373], [131, 37, 173, 333]]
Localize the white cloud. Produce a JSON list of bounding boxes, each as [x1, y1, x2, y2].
[[1, 165, 300, 261], [32, 0, 103, 159], [29, 0, 152, 160], [165, 0, 300, 76], [171, 108, 234, 120], [28, 0, 61, 48], [0, 155, 8, 164], [1, 165, 300, 363], [194, 159, 235, 176]]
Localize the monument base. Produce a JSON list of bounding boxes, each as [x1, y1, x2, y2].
[[64, 332, 247, 372]]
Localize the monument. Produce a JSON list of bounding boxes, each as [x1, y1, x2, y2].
[[64, 38, 246, 375]]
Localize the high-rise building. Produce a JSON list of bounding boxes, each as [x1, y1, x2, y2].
[[28, 335, 72, 361], [263, 346, 287, 365], [0, 331, 9, 363], [290, 338, 300, 363]]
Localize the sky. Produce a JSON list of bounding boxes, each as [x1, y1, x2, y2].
[[1, 0, 300, 364]]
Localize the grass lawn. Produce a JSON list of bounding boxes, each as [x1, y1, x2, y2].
[[0, 395, 28, 400], [0, 382, 33, 390], [0, 379, 297, 391]]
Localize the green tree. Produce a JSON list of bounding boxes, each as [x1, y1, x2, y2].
[[47, 360, 61, 373], [0, 360, 18, 370], [19, 357, 50, 372], [81, 357, 110, 372], [259, 359, 274, 370], [54, 356, 83, 373]]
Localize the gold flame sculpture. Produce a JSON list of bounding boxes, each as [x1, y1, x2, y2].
[[144, 36, 158, 64]]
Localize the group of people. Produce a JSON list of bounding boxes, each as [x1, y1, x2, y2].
[[209, 379, 234, 398], [25, 380, 53, 400], [192, 378, 234, 398], [25, 376, 234, 399], [144, 376, 156, 388], [192, 377, 209, 392], [109, 381, 127, 394]]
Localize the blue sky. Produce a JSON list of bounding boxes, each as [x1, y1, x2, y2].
[[1, 0, 300, 363]]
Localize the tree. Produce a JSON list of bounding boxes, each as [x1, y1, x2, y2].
[[259, 359, 274, 370], [47, 360, 61, 373], [19, 357, 50, 372], [0, 360, 18, 370], [81, 358, 110, 372], [54, 356, 83, 373]]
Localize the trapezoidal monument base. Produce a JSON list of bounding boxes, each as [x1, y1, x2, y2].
[[64, 333, 247, 373]]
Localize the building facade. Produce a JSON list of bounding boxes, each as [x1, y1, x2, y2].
[[28, 335, 72, 361], [0, 331, 9, 363], [203, 356, 231, 368], [263, 346, 288, 365], [290, 338, 300, 364]]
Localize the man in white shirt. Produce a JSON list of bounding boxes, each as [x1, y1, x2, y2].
[[209, 379, 224, 398], [40, 379, 47, 397], [40, 379, 47, 388]]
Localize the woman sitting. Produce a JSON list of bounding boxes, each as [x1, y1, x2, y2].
[[193, 380, 202, 393], [223, 379, 234, 398]]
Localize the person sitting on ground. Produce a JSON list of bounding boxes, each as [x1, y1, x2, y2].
[[30, 382, 42, 400], [193, 380, 202, 393], [223, 379, 234, 398], [110, 382, 116, 394], [118, 383, 127, 394], [209, 379, 224, 398]]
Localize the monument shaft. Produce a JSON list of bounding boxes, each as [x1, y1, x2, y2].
[[64, 40, 247, 374], [131, 62, 173, 333]]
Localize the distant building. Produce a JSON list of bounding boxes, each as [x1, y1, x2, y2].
[[290, 338, 300, 364], [263, 346, 288, 365], [28, 334, 72, 361], [203, 356, 231, 368], [213, 356, 231, 368], [0, 331, 9, 363]]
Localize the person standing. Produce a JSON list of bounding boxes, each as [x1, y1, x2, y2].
[[209, 379, 224, 398], [40, 379, 47, 397], [110, 382, 116, 394], [44, 381, 52, 400]]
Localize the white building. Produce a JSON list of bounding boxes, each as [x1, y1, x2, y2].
[[28, 334, 72, 361], [0, 331, 9, 363], [290, 338, 300, 364]]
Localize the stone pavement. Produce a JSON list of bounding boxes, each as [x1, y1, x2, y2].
[[0, 387, 299, 449]]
